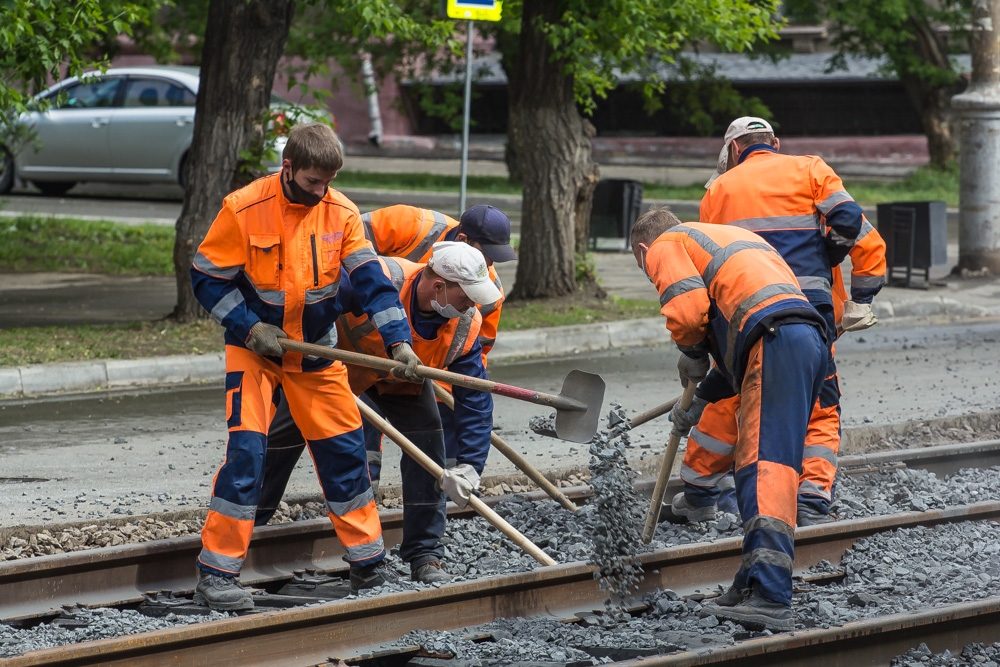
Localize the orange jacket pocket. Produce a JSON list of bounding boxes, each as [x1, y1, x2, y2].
[[248, 234, 281, 289]]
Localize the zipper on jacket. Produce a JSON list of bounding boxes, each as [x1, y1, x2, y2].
[[310, 234, 319, 287]]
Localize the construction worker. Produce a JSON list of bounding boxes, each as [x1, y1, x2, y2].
[[632, 207, 828, 632], [255, 242, 499, 585], [189, 124, 422, 609], [664, 117, 886, 527]]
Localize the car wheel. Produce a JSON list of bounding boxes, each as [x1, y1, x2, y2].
[[0, 146, 14, 195], [33, 181, 76, 197]]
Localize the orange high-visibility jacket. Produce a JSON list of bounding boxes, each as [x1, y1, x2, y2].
[[191, 174, 411, 373], [360, 205, 504, 355], [646, 222, 826, 388]]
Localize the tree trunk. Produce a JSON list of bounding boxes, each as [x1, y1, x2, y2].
[[172, 0, 295, 321], [507, 0, 600, 300]]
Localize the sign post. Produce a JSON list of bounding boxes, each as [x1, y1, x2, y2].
[[445, 0, 502, 214]]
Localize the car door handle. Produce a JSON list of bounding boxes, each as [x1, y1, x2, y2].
[[175, 117, 193, 127], [91, 118, 110, 128]]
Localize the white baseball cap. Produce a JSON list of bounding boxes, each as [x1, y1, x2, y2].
[[704, 116, 774, 189], [428, 241, 502, 305]]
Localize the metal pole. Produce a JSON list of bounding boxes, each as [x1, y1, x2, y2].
[[953, 0, 1000, 273], [459, 20, 473, 215]]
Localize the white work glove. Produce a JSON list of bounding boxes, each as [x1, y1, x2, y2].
[[841, 301, 879, 333], [668, 395, 709, 437], [677, 355, 710, 388], [390, 342, 423, 382], [438, 463, 480, 508], [245, 322, 287, 357]]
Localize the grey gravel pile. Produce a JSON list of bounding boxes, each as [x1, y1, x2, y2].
[[0, 606, 231, 658], [834, 466, 1000, 519], [892, 642, 1000, 667]]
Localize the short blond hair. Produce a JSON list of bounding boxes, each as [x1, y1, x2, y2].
[[630, 206, 683, 248], [283, 123, 344, 173]]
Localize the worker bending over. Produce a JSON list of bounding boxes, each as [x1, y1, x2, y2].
[[256, 242, 499, 585], [666, 116, 886, 527], [189, 124, 421, 609], [633, 207, 828, 632]]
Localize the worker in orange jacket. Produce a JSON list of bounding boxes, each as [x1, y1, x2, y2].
[[189, 124, 422, 609], [255, 242, 499, 585], [632, 207, 828, 632], [665, 117, 886, 528]]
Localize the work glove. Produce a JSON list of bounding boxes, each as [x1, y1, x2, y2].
[[841, 301, 879, 333], [438, 464, 480, 509], [390, 342, 423, 382], [677, 354, 710, 388], [668, 395, 709, 437], [245, 322, 287, 357]]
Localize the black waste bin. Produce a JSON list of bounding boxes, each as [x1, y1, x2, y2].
[[589, 179, 643, 251], [874, 201, 947, 287]]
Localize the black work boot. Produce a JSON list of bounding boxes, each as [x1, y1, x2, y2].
[[797, 504, 836, 527], [714, 585, 748, 607], [703, 590, 794, 632], [350, 560, 402, 593], [411, 561, 452, 584], [193, 571, 254, 611], [660, 492, 717, 524]]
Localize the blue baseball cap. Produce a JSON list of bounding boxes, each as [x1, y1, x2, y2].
[[459, 205, 517, 263]]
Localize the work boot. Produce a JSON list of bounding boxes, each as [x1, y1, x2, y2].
[[350, 560, 402, 593], [797, 505, 836, 527], [702, 590, 794, 632], [659, 492, 717, 524], [714, 585, 747, 607], [411, 561, 453, 584], [193, 571, 254, 611]]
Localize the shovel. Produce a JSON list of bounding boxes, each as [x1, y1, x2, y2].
[[355, 397, 558, 567], [641, 382, 698, 543], [530, 394, 682, 439], [431, 382, 579, 512], [279, 339, 606, 444]]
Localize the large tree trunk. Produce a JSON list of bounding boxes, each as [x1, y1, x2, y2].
[[507, 0, 600, 300], [172, 0, 294, 321]]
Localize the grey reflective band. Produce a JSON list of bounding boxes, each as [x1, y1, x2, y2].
[[444, 309, 476, 366], [851, 274, 886, 288], [688, 427, 735, 456], [744, 514, 796, 538], [857, 219, 876, 241], [478, 336, 496, 348], [342, 247, 378, 272], [729, 214, 820, 232], [742, 547, 794, 572], [659, 275, 706, 307], [367, 450, 383, 465], [680, 464, 729, 488], [198, 549, 244, 574], [250, 282, 285, 306], [405, 211, 450, 262], [305, 280, 340, 304], [798, 276, 832, 293], [817, 189, 855, 215], [479, 302, 498, 316], [209, 496, 257, 521], [345, 319, 376, 347], [314, 326, 338, 348], [210, 290, 246, 325], [326, 487, 374, 517], [724, 282, 804, 372], [798, 479, 832, 499], [827, 228, 857, 250], [384, 257, 405, 290], [345, 535, 385, 562], [803, 445, 838, 465], [193, 251, 241, 279], [674, 225, 724, 257], [372, 306, 406, 329], [360, 212, 379, 253], [703, 240, 777, 288]]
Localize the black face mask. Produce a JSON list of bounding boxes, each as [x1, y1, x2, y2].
[[284, 169, 324, 207]]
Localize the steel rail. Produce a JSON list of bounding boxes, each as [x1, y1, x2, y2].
[[4, 439, 1000, 622], [7, 500, 1000, 666]]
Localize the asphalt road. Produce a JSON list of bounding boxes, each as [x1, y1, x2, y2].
[[1, 321, 998, 528]]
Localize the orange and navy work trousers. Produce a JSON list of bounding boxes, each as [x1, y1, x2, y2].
[[197, 345, 384, 577], [682, 348, 841, 515], [686, 324, 826, 605]]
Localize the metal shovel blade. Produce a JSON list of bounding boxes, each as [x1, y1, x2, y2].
[[554, 370, 606, 443]]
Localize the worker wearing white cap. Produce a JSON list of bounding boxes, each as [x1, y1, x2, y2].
[[255, 242, 500, 586]]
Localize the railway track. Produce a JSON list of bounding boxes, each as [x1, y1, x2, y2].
[[4, 439, 1000, 666]]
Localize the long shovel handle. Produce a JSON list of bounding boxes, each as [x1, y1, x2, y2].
[[629, 396, 681, 430], [431, 382, 579, 513], [641, 382, 698, 544], [280, 339, 586, 412], [355, 397, 558, 567]]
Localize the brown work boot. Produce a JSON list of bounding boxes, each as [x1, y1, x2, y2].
[[411, 561, 452, 584], [350, 560, 402, 593]]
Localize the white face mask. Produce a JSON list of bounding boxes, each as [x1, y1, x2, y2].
[[641, 249, 654, 285], [431, 289, 464, 319]]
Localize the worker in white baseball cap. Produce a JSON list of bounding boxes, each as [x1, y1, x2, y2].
[[427, 240, 502, 308], [704, 116, 775, 188]]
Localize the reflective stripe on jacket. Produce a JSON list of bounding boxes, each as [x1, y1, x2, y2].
[[647, 222, 825, 389], [832, 216, 887, 325], [191, 173, 411, 373]]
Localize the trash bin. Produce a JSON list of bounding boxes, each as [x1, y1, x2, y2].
[[874, 201, 947, 288], [589, 179, 643, 251]]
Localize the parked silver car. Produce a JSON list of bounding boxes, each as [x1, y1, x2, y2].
[[0, 66, 302, 197]]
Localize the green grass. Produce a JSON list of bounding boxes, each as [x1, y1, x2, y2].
[[0, 216, 174, 275], [0, 320, 223, 366], [498, 296, 661, 331], [335, 170, 522, 195]]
